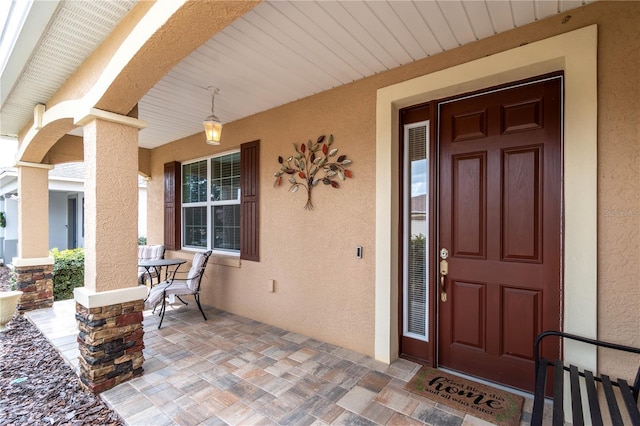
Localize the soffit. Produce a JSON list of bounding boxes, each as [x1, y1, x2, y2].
[[0, 0, 137, 138], [1, 0, 591, 149]]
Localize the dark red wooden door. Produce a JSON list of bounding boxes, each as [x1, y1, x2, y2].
[[437, 77, 562, 392]]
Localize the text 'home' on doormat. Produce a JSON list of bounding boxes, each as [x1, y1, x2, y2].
[[405, 367, 524, 426]]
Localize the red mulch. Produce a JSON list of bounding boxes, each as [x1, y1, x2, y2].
[[0, 265, 11, 292], [0, 266, 124, 425]]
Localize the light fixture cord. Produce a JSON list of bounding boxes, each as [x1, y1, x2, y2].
[[208, 86, 219, 115]]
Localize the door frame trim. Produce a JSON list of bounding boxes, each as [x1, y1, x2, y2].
[[375, 25, 597, 374]]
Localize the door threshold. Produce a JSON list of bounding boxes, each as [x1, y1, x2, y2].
[[437, 367, 533, 399], [399, 354, 433, 367]]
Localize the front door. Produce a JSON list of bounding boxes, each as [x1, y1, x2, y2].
[[67, 195, 78, 249], [437, 76, 562, 392]]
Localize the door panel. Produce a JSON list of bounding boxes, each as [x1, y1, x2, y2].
[[452, 110, 487, 141], [451, 280, 486, 350], [502, 146, 542, 262], [452, 153, 486, 258], [438, 76, 562, 392], [501, 286, 541, 360], [501, 99, 543, 133]]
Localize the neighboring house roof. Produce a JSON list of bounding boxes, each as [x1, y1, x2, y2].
[[0, 167, 18, 197], [411, 194, 427, 214], [0, 163, 146, 197], [48, 162, 84, 180]]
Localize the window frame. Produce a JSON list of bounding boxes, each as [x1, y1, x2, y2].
[[402, 120, 430, 342], [181, 150, 241, 256]]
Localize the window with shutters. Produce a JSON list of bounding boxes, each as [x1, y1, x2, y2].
[[175, 141, 259, 260]]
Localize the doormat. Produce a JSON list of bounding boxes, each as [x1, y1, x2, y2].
[[405, 367, 523, 426]]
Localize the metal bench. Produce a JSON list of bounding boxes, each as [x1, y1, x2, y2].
[[531, 331, 640, 425]]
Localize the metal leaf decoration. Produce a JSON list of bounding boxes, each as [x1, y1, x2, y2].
[[274, 134, 353, 210]]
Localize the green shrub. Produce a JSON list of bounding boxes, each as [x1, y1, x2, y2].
[[408, 233, 427, 302], [51, 248, 84, 301], [8, 267, 17, 291], [138, 236, 147, 245]]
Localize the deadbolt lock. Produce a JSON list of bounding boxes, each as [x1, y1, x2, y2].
[[440, 248, 449, 260]]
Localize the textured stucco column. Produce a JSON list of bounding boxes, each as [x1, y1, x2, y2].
[[15, 162, 53, 260], [13, 162, 55, 311], [80, 110, 144, 293], [74, 108, 147, 393]]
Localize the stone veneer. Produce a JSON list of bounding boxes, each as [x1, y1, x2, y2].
[[14, 264, 54, 312], [75, 300, 145, 393]]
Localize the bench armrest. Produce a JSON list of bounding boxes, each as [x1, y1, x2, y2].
[[535, 331, 640, 365]]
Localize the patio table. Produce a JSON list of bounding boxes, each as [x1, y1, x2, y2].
[[138, 258, 186, 287]]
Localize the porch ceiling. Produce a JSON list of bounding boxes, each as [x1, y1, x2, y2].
[[1, 0, 591, 150]]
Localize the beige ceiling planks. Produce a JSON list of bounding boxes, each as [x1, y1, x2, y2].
[[367, 1, 428, 62], [437, 1, 478, 46], [413, 1, 460, 51], [341, 1, 413, 67], [388, 1, 443, 57], [460, 1, 497, 39], [485, 1, 516, 33], [296, 1, 381, 76]]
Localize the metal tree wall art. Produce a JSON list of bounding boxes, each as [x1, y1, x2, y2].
[[274, 134, 353, 210]]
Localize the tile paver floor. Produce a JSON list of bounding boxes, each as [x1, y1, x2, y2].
[[25, 299, 537, 425]]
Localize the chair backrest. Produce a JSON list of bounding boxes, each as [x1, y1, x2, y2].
[[186, 250, 212, 291], [138, 245, 165, 262]]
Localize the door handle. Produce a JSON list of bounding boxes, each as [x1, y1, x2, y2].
[[440, 258, 448, 302]]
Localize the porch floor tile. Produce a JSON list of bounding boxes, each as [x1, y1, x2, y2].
[[25, 299, 537, 425]]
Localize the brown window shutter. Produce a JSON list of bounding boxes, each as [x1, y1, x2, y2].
[[164, 161, 181, 250], [240, 140, 259, 261]]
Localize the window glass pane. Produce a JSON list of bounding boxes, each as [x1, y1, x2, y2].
[[184, 206, 207, 247], [182, 152, 241, 253], [212, 205, 240, 251], [211, 152, 240, 201], [405, 122, 429, 340], [182, 160, 207, 203]]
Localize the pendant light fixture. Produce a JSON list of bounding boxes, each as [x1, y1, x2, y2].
[[203, 86, 222, 145]]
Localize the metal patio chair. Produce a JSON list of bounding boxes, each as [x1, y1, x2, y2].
[[137, 244, 165, 284], [145, 250, 212, 329]]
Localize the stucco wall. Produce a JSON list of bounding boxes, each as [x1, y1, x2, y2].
[[149, 84, 378, 354], [144, 1, 639, 369], [593, 2, 640, 378]]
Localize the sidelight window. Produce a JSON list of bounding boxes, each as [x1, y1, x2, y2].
[[403, 121, 429, 341]]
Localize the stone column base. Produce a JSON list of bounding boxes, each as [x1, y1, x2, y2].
[[74, 286, 148, 394], [12, 259, 54, 312]]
